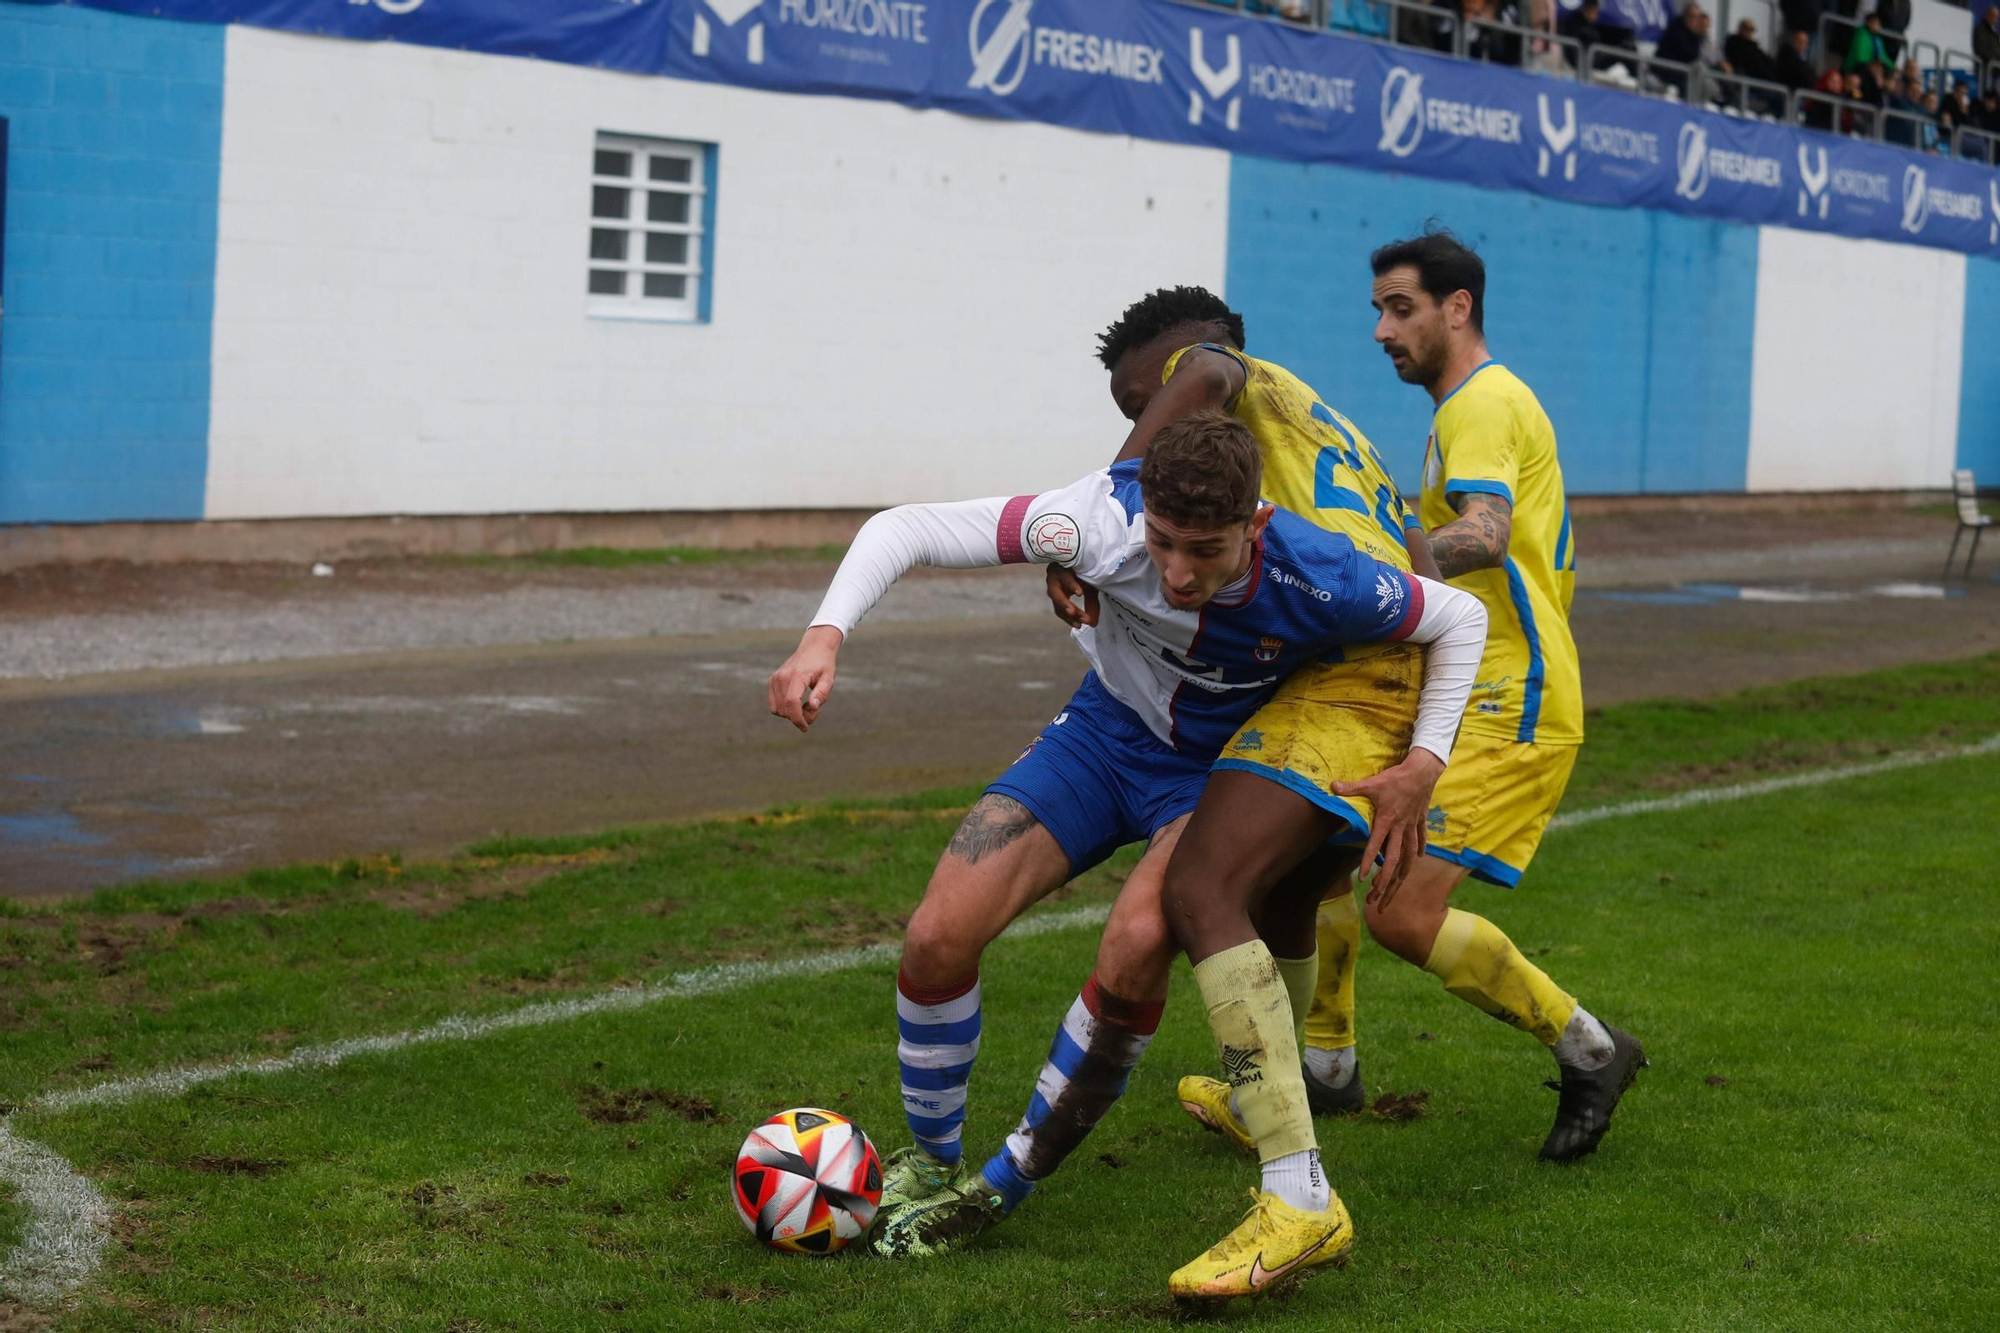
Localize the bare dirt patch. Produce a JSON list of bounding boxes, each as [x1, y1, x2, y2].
[[1369, 1090, 1430, 1122], [575, 1085, 719, 1127], [183, 1155, 285, 1177]]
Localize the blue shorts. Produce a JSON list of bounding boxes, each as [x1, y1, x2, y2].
[[986, 673, 1210, 877]]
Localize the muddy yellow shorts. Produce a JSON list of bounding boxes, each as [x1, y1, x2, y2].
[[1423, 729, 1579, 887], [1211, 645, 1423, 847]]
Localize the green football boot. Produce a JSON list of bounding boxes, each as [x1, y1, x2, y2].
[[874, 1145, 966, 1217], [871, 1171, 1011, 1260]]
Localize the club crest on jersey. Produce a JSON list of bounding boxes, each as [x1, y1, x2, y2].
[[1374, 571, 1405, 615], [1026, 512, 1080, 563], [1254, 636, 1283, 663]]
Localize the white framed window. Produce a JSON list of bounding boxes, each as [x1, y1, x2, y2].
[[587, 133, 711, 322]]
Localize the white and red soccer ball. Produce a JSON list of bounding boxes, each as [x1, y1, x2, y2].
[[732, 1107, 882, 1254]]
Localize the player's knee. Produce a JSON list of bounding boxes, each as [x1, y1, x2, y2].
[[1098, 901, 1173, 978], [899, 900, 982, 988], [1363, 893, 1435, 966]]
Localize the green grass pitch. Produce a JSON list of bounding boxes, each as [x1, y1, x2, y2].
[[1, 656, 1997, 1331]]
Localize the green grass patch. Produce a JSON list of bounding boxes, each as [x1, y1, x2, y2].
[[1, 656, 1996, 1329], [433, 544, 846, 571]]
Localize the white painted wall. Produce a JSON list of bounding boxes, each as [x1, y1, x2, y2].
[[1747, 224, 1965, 491], [205, 28, 1230, 519]]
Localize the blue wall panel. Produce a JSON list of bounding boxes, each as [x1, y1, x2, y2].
[[1959, 257, 2000, 482], [1225, 157, 1759, 497], [0, 3, 222, 524]]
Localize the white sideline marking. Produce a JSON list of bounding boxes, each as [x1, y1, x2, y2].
[[1547, 733, 2000, 832], [5, 729, 1997, 1303], [0, 1123, 111, 1305]]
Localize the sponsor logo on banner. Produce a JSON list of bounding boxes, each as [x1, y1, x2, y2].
[[966, 0, 1163, 99], [1991, 180, 1999, 244], [1379, 67, 1425, 156], [1536, 94, 1568, 180], [1188, 29, 1242, 129], [694, 0, 767, 63], [1242, 53, 1356, 131], [349, 0, 424, 12], [1797, 145, 1829, 219], [1537, 94, 1577, 180], [1674, 121, 1780, 202], [1899, 163, 1986, 235], [1379, 66, 1519, 159], [778, 0, 930, 44]]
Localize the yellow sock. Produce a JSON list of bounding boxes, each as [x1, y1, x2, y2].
[[1192, 941, 1317, 1163], [1272, 951, 1317, 1051], [1423, 908, 1577, 1046], [1303, 894, 1359, 1053]]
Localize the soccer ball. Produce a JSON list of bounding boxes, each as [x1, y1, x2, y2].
[[732, 1107, 882, 1254]]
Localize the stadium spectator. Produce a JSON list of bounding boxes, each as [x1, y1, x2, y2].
[[1981, 85, 2000, 132], [1882, 69, 1922, 145], [1808, 59, 1847, 129], [1778, 27, 1819, 93], [1397, 0, 1458, 55], [1920, 89, 1947, 152], [1781, 0, 1825, 57], [1722, 19, 1785, 114], [1841, 69, 1877, 135], [1462, 0, 1523, 67], [1655, 2, 1724, 99], [1975, 5, 2000, 80], [1561, 0, 1637, 80], [1845, 12, 1890, 72], [1874, 0, 1910, 64]]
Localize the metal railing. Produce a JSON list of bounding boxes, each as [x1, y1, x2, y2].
[[1700, 68, 1790, 119], [1457, 14, 1583, 78], [1956, 123, 2000, 164], [1792, 87, 1880, 140], [1583, 44, 1697, 103], [1169, 0, 2000, 166]]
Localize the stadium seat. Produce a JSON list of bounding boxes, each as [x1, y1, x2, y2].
[[1946, 468, 1992, 577]]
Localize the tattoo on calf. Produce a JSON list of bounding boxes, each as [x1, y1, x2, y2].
[[947, 794, 1036, 864]]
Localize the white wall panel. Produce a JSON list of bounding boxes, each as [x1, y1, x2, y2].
[[206, 28, 1230, 519], [1747, 226, 1965, 491]]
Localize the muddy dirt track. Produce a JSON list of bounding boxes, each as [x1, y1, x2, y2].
[[2, 512, 1995, 896]]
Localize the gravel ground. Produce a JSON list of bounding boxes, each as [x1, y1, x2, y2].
[[0, 507, 1963, 683]]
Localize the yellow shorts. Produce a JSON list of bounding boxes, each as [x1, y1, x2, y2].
[[1424, 730, 1579, 887], [1212, 646, 1423, 847]]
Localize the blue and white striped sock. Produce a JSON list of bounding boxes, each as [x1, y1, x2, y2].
[[985, 973, 1162, 1211], [896, 968, 982, 1165]]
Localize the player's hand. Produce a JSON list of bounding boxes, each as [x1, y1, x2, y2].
[[1331, 748, 1445, 905], [767, 626, 844, 733], [1045, 565, 1100, 629]]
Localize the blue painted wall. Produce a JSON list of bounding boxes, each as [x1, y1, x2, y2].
[[1225, 157, 1759, 496], [0, 2, 223, 523], [1959, 256, 2000, 482]]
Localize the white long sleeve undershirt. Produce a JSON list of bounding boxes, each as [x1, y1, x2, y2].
[[1398, 577, 1487, 768]]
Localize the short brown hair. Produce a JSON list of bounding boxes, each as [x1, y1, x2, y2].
[[1139, 411, 1262, 529]]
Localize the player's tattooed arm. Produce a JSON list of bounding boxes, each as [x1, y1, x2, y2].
[[946, 794, 1038, 864], [1428, 492, 1513, 579]]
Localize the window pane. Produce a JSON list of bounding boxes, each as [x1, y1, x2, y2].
[[592, 185, 629, 220], [643, 273, 688, 300], [646, 191, 691, 225], [645, 232, 688, 265], [594, 149, 633, 178], [588, 269, 626, 296], [649, 155, 694, 184], [590, 229, 628, 262]]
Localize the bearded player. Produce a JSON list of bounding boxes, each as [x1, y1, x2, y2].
[[767, 413, 1485, 1278], [1179, 231, 1645, 1181]]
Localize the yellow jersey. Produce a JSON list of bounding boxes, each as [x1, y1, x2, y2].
[[1419, 361, 1582, 747], [1164, 344, 1417, 572]]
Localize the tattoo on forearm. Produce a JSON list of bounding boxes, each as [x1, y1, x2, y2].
[[1430, 494, 1513, 579], [947, 794, 1036, 864]]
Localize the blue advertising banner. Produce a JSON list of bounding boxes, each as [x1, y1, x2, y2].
[[23, 0, 1999, 260]]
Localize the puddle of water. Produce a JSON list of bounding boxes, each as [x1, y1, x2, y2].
[[0, 811, 108, 847]]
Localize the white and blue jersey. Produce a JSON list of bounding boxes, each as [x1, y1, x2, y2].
[[809, 459, 1470, 873], [995, 460, 1426, 761]]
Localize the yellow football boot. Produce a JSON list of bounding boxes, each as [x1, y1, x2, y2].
[[1176, 1075, 1256, 1156], [1168, 1189, 1354, 1301]]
